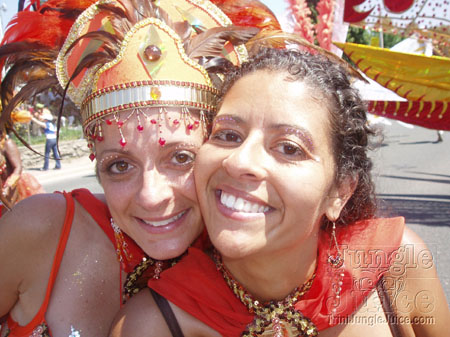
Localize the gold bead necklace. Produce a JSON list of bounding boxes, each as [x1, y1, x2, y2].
[[213, 250, 318, 337]]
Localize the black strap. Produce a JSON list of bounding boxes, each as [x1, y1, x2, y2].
[[150, 288, 185, 337], [376, 276, 404, 337]]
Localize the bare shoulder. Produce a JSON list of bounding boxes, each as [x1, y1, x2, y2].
[[393, 226, 440, 280], [0, 193, 67, 316], [385, 225, 450, 336], [110, 289, 221, 337], [0, 192, 67, 237]]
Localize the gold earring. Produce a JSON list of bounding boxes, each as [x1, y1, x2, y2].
[[327, 221, 344, 268], [327, 221, 345, 315]]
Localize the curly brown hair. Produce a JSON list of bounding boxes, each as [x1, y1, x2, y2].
[[218, 47, 378, 226]]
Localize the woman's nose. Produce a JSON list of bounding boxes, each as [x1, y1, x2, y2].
[[222, 134, 267, 181], [135, 170, 173, 209]]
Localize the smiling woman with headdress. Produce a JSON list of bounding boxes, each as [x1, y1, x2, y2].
[[113, 36, 450, 336], [0, 0, 271, 336]]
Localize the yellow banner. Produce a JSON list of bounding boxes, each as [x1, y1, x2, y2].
[[335, 42, 450, 102]]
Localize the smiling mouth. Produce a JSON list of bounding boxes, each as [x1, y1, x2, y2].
[[141, 210, 187, 227], [219, 190, 270, 214]]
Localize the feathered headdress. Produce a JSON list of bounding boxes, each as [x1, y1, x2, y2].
[[56, 0, 255, 143], [0, 0, 279, 156], [0, 0, 97, 144]]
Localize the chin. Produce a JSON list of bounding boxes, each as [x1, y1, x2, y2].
[[143, 239, 190, 260], [212, 231, 261, 260]]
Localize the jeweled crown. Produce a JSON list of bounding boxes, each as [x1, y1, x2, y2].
[[56, 0, 250, 133]]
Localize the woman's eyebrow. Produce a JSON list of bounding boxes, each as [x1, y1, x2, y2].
[[212, 115, 243, 127], [169, 142, 201, 151], [269, 123, 315, 151]]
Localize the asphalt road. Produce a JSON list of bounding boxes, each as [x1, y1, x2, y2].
[[28, 155, 102, 194], [369, 118, 450, 303], [27, 119, 450, 302]]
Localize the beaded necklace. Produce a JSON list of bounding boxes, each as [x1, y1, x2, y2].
[[123, 255, 181, 303], [213, 250, 318, 337]]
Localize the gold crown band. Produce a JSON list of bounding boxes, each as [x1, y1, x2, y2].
[[82, 81, 218, 127]]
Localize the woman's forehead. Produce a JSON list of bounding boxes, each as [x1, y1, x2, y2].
[[219, 71, 329, 123], [94, 107, 206, 150]]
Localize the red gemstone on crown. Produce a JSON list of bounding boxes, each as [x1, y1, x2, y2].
[[144, 45, 162, 61], [106, 119, 113, 125], [158, 137, 166, 146], [151, 119, 157, 124], [120, 138, 127, 147], [187, 124, 194, 130], [89, 153, 96, 161], [137, 125, 144, 132], [97, 136, 104, 141], [117, 121, 124, 128], [173, 119, 179, 125]]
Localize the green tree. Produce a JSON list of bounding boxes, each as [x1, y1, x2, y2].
[[346, 26, 371, 45]]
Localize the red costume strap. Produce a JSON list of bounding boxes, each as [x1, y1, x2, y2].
[[6, 191, 75, 336], [149, 217, 405, 336], [71, 188, 113, 243], [71, 188, 144, 272]]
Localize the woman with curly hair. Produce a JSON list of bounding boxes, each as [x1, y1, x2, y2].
[[112, 46, 449, 336]]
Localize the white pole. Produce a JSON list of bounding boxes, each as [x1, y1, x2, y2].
[[0, 2, 7, 41]]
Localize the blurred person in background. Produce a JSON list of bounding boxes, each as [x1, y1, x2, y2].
[[0, 109, 44, 215], [31, 108, 61, 170]]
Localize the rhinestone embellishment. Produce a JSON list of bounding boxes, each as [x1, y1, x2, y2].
[[144, 44, 162, 61]]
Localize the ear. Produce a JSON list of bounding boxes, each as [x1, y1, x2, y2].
[[325, 174, 358, 221]]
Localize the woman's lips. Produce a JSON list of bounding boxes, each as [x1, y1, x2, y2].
[[136, 209, 189, 234]]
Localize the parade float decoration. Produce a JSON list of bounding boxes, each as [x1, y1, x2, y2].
[[287, 0, 449, 130]]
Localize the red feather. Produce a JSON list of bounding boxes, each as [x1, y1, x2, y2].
[[211, 0, 281, 31], [2, 0, 97, 48], [3, 12, 74, 47]]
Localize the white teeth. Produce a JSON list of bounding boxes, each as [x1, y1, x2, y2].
[[225, 194, 236, 208], [220, 191, 227, 205], [251, 203, 259, 213], [234, 197, 244, 210], [143, 210, 186, 227], [220, 191, 269, 213]]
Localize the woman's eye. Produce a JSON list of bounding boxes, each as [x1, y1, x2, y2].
[[212, 130, 242, 143], [273, 142, 305, 157], [109, 160, 132, 174], [171, 150, 195, 165]]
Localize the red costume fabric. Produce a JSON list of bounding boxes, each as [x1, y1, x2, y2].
[[0, 173, 44, 219], [149, 217, 405, 336], [16, 173, 45, 202]]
